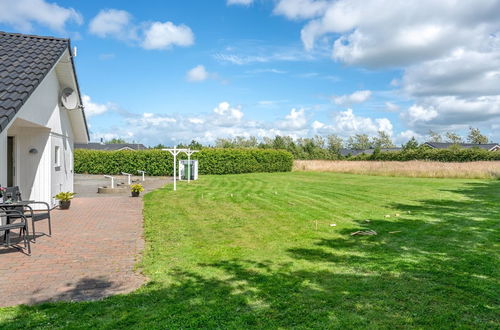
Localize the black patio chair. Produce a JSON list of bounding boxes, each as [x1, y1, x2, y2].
[[4, 186, 52, 242], [0, 209, 31, 254]]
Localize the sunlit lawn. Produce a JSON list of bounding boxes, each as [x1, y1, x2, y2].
[[0, 172, 498, 328]]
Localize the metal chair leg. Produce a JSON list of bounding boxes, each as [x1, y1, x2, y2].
[[31, 219, 36, 242], [25, 225, 31, 255], [47, 215, 52, 236]]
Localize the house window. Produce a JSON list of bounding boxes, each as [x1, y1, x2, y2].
[[55, 146, 61, 167]]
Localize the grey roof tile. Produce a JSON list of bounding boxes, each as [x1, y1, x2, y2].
[[0, 31, 69, 133]]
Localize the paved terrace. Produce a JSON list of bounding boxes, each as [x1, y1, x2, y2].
[[0, 175, 171, 307]]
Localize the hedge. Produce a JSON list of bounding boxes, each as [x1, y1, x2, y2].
[[74, 148, 293, 176], [348, 147, 500, 162]]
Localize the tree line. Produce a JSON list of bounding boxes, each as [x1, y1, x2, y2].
[[107, 127, 491, 160]]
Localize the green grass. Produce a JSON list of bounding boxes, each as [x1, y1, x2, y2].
[[1, 172, 499, 328]]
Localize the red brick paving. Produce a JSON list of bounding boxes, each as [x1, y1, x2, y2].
[[0, 196, 146, 307]]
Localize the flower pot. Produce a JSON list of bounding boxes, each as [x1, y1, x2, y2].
[[59, 200, 71, 210], [131, 191, 140, 197]]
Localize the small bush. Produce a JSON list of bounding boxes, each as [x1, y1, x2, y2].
[[347, 147, 500, 162], [74, 148, 293, 176]]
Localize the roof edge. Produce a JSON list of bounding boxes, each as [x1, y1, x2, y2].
[[0, 30, 69, 42], [66, 39, 90, 141]]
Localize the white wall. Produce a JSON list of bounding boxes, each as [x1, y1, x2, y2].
[[4, 67, 78, 207], [50, 133, 74, 205], [14, 128, 51, 204]]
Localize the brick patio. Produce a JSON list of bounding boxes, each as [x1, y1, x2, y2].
[[0, 196, 146, 307]]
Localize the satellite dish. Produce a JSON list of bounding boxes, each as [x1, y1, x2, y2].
[[61, 87, 78, 110]]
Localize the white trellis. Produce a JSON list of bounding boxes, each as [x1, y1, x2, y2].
[[162, 147, 199, 191]]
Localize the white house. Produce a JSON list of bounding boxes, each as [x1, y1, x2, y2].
[[0, 32, 89, 207]]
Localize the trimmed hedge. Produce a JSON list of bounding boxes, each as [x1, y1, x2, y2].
[[74, 148, 293, 176], [348, 147, 500, 162]]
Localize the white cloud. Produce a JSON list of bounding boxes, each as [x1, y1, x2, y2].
[[267, 0, 500, 134], [402, 49, 500, 98], [332, 108, 393, 136], [291, 0, 500, 67], [89, 9, 132, 39], [311, 120, 325, 130], [402, 104, 438, 128], [88, 9, 194, 50], [385, 102, 400, 112], [394, 129, 423, 145], [82, 95, 113, 118], [274, 0, 329, 20], [108, 102, 256, 144], [188, 118, 204, 124], [213, 102, 244, 123], [130, 113, 177, 127], [307, 108, 394, 138], [246, 68, 287, 74], [403, 96, 500, 131], [0, 0, 82, 32], [331, 90, 371, 105], [88, 100, 400, 145], [280, 108, 307, 130], [142, 21, 194, 50], [186, 65, 209, 82], [227, 0, 254, 5], [213, 42, 322, 65], [257, 100, 288, 107]]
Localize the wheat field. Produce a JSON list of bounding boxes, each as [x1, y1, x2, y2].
[[293, 160, 500, 179]]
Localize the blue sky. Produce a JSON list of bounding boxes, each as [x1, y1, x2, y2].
[[1, 0, 499, 145]]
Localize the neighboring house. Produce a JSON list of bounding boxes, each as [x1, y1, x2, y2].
[[340, 148, 401, 157], [424, 142, 500, 151], [0, 32, 89, 207], [75, 142, 147, 151]]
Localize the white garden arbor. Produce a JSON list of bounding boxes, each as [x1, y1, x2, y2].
[[162, 147, 199, 191]]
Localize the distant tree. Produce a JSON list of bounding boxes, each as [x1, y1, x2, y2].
[[467, 127, 489, 144], [152, 143, 166, 149], [372, 131, 395, 148], [215, 138, 234, 148], [188, 140, 203, 150], [445, 132, 463, 144], [428, 130, 442, 143], [297, 138, 316, 155], [326, 134, 343, 155], [106, 138, 126, 144], [347, 134, 372, 150], [402, 137, 419, 151], [272, 136, 287, 150], [313, 135, 325, 149]]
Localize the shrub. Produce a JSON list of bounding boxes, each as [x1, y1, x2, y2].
[[347, 147, 500, 162], [74, 148, 293, 176]]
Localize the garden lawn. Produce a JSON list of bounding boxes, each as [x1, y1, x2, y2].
[[0, 172, 499, 328]]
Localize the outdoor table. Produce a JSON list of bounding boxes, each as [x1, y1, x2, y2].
[[0, 201, 34, 245]]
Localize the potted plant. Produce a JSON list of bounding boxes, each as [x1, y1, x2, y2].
[[130, 184, 144, 197], [54, 192, 75, 210]]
